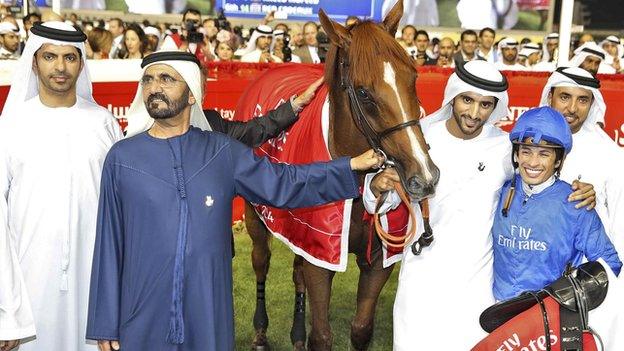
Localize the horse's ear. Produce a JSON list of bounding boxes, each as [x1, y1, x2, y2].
[[382, 0, 404, 37], [319, 9, 350, 47]]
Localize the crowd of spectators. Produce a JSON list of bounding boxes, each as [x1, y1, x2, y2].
[[0, 6, 623, 75]]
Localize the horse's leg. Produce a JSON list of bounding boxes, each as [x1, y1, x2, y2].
[[245, 202, 272, 350], [350, 263, 394, 350], [290, 255, 307, 350], [303, 260, 335, 351]]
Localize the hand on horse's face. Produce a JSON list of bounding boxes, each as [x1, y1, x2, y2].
[[350, 149, 385, 171], [293, 77, 324, 110], [370, 168, 400, 197]]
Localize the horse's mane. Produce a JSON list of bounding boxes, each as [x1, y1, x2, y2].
[[325, 20, 417, 89]]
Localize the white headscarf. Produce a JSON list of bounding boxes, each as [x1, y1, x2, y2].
[[421, 60, 509, 130], [144, 26, 161, 44], [541, 32, 559, 63], [497, 37, 519, 60], [599, 35, 623, 62], [0, 21, 18, 34], [125, 51, 210, 137], [519, 43, 540, 60], [569, 42, 606, 66], [538, 67, 606, 132], [236, 24, 272, 57], [1, 21, 93, 117], [270, 29, 285, 53]]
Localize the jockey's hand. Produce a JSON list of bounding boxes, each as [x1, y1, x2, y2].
[[97, 340, 120, 351], [292, 77, 324, 111], [569, 180, 596, 210], [370, 168, 400, 197], [350, 149, 385, 171], [0, 339, 20, 351]]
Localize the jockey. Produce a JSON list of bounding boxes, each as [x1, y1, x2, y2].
[[491, 106, 623, 349], [362, 60, 597, 350], [540, 66, 624, 270], [492, 106, 621, 301]]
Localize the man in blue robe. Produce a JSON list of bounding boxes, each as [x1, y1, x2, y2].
[[86, 51, 382, 351]]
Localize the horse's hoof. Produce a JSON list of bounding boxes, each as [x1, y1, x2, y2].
[[251, 329, 270, 351], [293, 341, 306, 351], [251, 343, 271, 351]]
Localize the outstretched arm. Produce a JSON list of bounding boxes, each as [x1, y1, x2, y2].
[[206, 78, 324, 147], [230, 140, 382, 208]]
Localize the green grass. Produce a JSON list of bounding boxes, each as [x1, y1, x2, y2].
[[437, 0, 461, 28], [232, 222, 399, 350], [105, 0, 127, 12], [437, 0, 542, 30]]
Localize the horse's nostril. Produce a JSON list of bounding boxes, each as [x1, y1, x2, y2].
[[407, 176, 426, 191], [407, 176, 436, 197]]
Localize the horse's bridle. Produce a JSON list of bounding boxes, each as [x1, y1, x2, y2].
[[338, 54, 421, 178], [337, 49, 434, 255]]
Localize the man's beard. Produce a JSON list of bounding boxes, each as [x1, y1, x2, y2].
[[146, 89, 190, 120]]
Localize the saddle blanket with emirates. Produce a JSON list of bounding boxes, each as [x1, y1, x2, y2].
[[472, 296, 598, 351], [234, 64, 408, 271]]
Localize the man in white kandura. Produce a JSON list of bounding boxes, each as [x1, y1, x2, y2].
[[0, 21, 122, 351]]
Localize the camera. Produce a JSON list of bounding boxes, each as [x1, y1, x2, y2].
[[217, 8, 231, 32], [282, 34, 292, 63], [184, 19, 204, 44], [316, 31, 330, 63]]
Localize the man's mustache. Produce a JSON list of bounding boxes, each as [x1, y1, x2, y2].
[[148, 93, 170, 106]]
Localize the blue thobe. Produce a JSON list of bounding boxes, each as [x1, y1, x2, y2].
[[86, 128, 359, 350]]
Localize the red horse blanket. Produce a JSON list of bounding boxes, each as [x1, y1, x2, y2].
[[235, 64, 406, 271]]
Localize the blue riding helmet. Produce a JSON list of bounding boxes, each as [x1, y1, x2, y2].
[[509, 106, 573, 154]]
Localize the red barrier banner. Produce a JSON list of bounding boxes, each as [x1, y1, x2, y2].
[[1, 63, 623, 147], [202, 63, 624, 147], [2, 63, 624, 223]]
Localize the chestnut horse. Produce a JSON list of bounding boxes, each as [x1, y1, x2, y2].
[[245, 1, 440, 349]]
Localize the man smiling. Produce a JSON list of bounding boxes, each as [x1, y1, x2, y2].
[[540, 66, 624, 263]]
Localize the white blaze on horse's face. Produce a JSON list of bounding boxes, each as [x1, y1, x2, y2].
[[382, 61, 434, 183]]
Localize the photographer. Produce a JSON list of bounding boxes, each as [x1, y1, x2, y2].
[[272, 29, 300, 63], [293, 21, 321, 63], [160, 8, 215, 62], [202, 18, 218, 52], [239, 25, 282, 63]]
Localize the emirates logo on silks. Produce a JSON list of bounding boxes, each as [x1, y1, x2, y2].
[[205, 196, 214, 207]]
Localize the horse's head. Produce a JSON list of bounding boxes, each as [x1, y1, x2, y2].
[[319, 0, 439, 200]]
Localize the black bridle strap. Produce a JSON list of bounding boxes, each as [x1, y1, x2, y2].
[[338, 48, 436, 254], [378, 119, 421, 139], [339, 54, 422, 156]]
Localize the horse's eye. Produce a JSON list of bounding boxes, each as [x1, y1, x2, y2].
[[356, 87, 370, 100]]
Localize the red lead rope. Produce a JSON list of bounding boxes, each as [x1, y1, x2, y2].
[[373, 182, 429, 249]]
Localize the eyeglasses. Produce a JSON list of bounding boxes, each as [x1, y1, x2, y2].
[[140, 74, 181, 89]]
